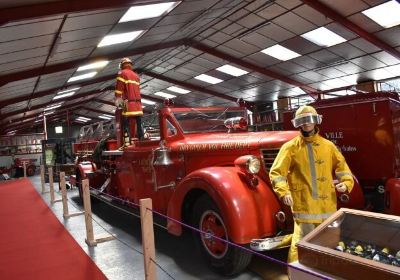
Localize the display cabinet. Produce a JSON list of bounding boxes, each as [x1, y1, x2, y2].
[[0, 134, 44, 155], [297, 208, 400, 280]]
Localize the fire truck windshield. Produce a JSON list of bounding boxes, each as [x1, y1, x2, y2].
[[173, 108, 247, 133]]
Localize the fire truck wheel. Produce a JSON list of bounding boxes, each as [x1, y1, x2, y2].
[[192, 194, 252, 276], [27, 165, 35, 176]]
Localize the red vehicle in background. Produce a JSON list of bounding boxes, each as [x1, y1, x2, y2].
[[0, 157, 37, 178], [73, 102, 365, 275], [283, 91, 400, 215]]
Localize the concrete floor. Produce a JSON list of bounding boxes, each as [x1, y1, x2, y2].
[[27, 175, 289, 280]]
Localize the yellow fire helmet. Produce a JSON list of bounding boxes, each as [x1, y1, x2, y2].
[[291, 105, 322, 128]]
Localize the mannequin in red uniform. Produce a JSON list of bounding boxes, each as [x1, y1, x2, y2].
[[114, 57, 144, 148]]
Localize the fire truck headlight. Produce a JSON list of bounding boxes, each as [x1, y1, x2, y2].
[[247, 156, 261, 174], [234, 155, 260, 174]]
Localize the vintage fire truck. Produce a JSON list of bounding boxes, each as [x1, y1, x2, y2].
[[73, 102, 364, 275], [0, 157, 37, 177], [283, 91, 400, 215]]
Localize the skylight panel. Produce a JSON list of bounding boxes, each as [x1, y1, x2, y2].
[[53, 87, 80, 100], [154, 91, 176, 99], [97, 31, 144, 47], [98, 115, 114, 120], [119, 2, 179, 22], [53, 92, 75, 100], [67, 72, 97, 83], [141, 98, 156, 105], [44, 103, 63, 111], [195, 74, 223, 84], [301, 27, 347, 47], [216, 64, 249, 76], [261, 45, 301, 61], [362, 0, 400, 28], [167, 86, 190, 94], [58, 87, 80, 94], [77, 61, 109, 72], [76, 116, 91, 122]]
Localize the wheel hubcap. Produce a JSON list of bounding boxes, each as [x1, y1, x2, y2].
[[199, 210, 228, 259]]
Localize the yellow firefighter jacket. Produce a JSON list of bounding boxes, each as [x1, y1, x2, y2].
[[269, 131, 354, 223]]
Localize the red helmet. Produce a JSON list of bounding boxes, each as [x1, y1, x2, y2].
[[119, 57, 133, 69]]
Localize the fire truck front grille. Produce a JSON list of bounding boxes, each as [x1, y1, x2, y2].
[[261, 148, 280, 171]]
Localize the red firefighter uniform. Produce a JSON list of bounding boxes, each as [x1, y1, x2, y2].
[[115, 68, 143, 117]]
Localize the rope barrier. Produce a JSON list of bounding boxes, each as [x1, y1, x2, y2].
[[38, 165, 334, 279], [64, 191, 175, 280]]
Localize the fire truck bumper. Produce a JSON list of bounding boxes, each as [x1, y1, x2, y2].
[[250, 234, 292, 251]]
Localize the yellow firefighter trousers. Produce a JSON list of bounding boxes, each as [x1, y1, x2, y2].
[[288, 221, 321, 263]]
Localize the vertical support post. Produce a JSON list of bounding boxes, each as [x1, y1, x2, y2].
[[23, 162, 27, 178], [60, 172, 69, 217], [48, 166, 55, 203], [140, 198, 157, 280], [40, 165, 45, 193], [83, 179, 96, 246]]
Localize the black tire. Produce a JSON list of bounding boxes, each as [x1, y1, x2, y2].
[[192, 194, 252, 276], [27, 165, 35, 177], [76, 170, 83, 204]]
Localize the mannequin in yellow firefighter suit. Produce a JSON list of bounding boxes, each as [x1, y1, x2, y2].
[[114, 57, 143, 148], [269, 105, 354, 263]]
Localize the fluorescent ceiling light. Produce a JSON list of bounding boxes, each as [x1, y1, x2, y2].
[[154, 91, 176, 99], [261, 44, 301, 61], [141, 98, 156, 105], [119, 2, 179, 22], [97, 31, 144, 47], [167, 86, 190, 94], [44, 111, 55, 116], [67, 71, 97, 83], [301, 27, 347, 47], [362, 0, 400, 28], [7, 130, 16, 135], [99, 115, 114, 120], [77, 61, 109, 72], [195, 74, 223, 84], [216, 64, 249, 76]]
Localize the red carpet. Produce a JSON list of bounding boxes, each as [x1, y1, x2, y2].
[[0, 178, 107, 280]]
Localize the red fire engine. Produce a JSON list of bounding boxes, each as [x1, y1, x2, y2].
[[283, 91, 400, 215], [73, 102, 364, 275]]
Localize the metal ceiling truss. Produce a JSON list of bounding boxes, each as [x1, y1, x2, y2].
[[0, 0, 166, 25], [143, 70, 239, 103], [3, 106, 83, 133], [1, 89, 103, 121], [301, 0, 400, 60], [186, 40, 319, 96], [0, 39, 186, 87]]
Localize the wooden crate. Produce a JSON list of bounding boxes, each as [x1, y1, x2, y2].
[[297, 208, 400, 280]]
